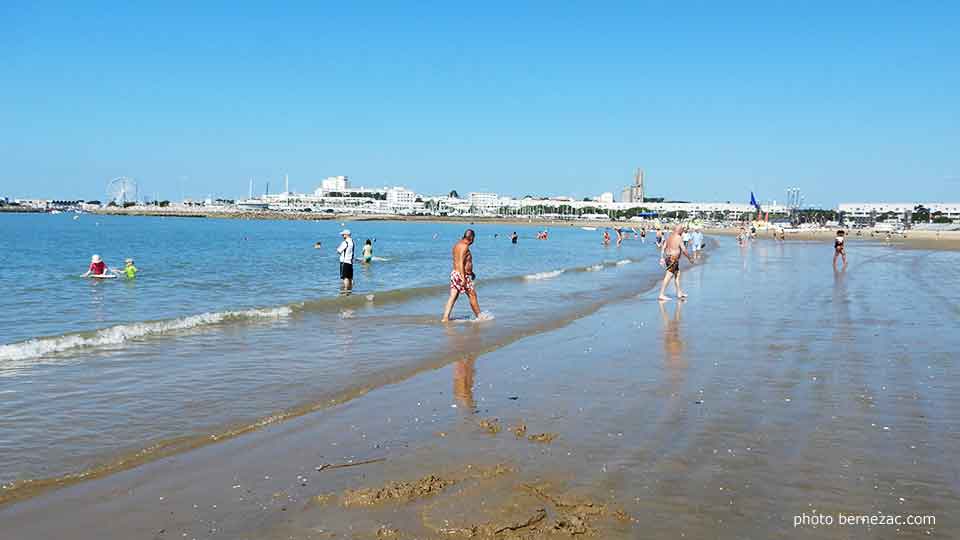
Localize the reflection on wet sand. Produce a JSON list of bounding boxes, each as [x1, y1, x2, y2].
[[453, 357, 476, 412], [658, 300, 686, 369], [445, 324, 482, 413]]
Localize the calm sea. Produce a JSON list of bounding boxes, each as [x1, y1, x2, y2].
[[0, 213, 663, 493]]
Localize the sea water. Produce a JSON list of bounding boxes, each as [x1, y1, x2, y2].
[[0, 213, 664, 491]]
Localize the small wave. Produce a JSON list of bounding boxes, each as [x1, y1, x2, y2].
[[524, 269, 565, 280], [370, 256, 391, 262], [585, 264, 604, 272], [616, 259, 632, 266], [0, 307, 292, 362]]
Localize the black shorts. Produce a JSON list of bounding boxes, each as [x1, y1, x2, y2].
[[340, 262, 354, 280]]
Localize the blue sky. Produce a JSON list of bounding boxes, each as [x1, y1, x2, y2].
[[2, 1, 957, 206]]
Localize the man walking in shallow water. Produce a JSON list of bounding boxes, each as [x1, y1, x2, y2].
[[441, 229, 483, 322], [658, 224, 694, 302]]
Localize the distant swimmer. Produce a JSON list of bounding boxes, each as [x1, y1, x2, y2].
[[337, 229, 355, 291], [441, 229, 482, 322], [833, 229, 847, 269], [433, 233, 439, 240], [640, 227, 647, 243], [602, 230, 611, 246], [658, 225, 694, 302], [510, 231, 518, 244], [122, 258, 138, 279], [314, 241, 322, 249], [82, 254, 115, 277], [362, 238, 373, 263]]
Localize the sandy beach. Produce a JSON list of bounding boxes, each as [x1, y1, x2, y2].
[[3, 234, 957, 539]]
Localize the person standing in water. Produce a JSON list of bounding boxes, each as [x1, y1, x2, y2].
[[441, 229, 482, 322], [82, 254, 115, 277], [615, 227, 624, 247], [658, 225, 694, 301], [689, 228, 703, 261], [655, 228, 664, 248], [362, 238, 373, 264], [833, 229, 847, 269], [510, 231, 518, 244], [337, 229, 355, 290]]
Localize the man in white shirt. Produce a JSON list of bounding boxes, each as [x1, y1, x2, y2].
[[337, 229, 355, 291]]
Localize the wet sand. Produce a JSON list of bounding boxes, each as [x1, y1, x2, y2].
[[3, 238, 958, 539]]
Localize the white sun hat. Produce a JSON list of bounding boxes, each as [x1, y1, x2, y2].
[[91, 254, 102, 263], [340, 229, 351, 236]]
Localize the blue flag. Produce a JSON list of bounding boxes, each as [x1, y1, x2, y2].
[[749, 192, 761, 211]]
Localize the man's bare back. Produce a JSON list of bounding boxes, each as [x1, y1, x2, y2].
[[662, 229, 684, 256]]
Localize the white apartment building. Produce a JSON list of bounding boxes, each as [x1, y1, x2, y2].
[[837, 202, 960, 222], [386, 187, 417, 213], [318, 176, 349, 193], [596, 192, 614, 204], [468, 192, 499, 213]]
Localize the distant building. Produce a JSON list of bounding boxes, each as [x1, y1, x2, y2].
[[14, 199, 50, 210], [319, 176, 349, 193], [597, 192, 614, 204], [468, 192, 499, 213], [386, 186, 417, 212], [837, 202, 960, 224], [619, 168, 645, 203]]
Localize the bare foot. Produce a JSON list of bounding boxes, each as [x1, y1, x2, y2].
[[658, 295, 671, 302]]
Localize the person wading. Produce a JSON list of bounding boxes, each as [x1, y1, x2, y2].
[[441, 229, 482, 322], [337, 229, 355, 291], [658, 224, 694, 302]]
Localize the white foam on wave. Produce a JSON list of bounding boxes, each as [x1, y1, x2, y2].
[[585, 264, 604, 272], [0, 306, 292, 362], [524, 269, 564, 280], [616, 259, 632, 266], [370, 256, 391, 262]]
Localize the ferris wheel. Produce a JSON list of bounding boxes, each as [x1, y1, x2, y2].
[[107, 177, 138, 205]]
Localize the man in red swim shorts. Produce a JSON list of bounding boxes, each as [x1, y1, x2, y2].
[[441, 229, 482, 322]]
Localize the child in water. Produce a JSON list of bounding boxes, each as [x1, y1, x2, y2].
[[362, 239, 373, 263], [123, 258, 138, 279]]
